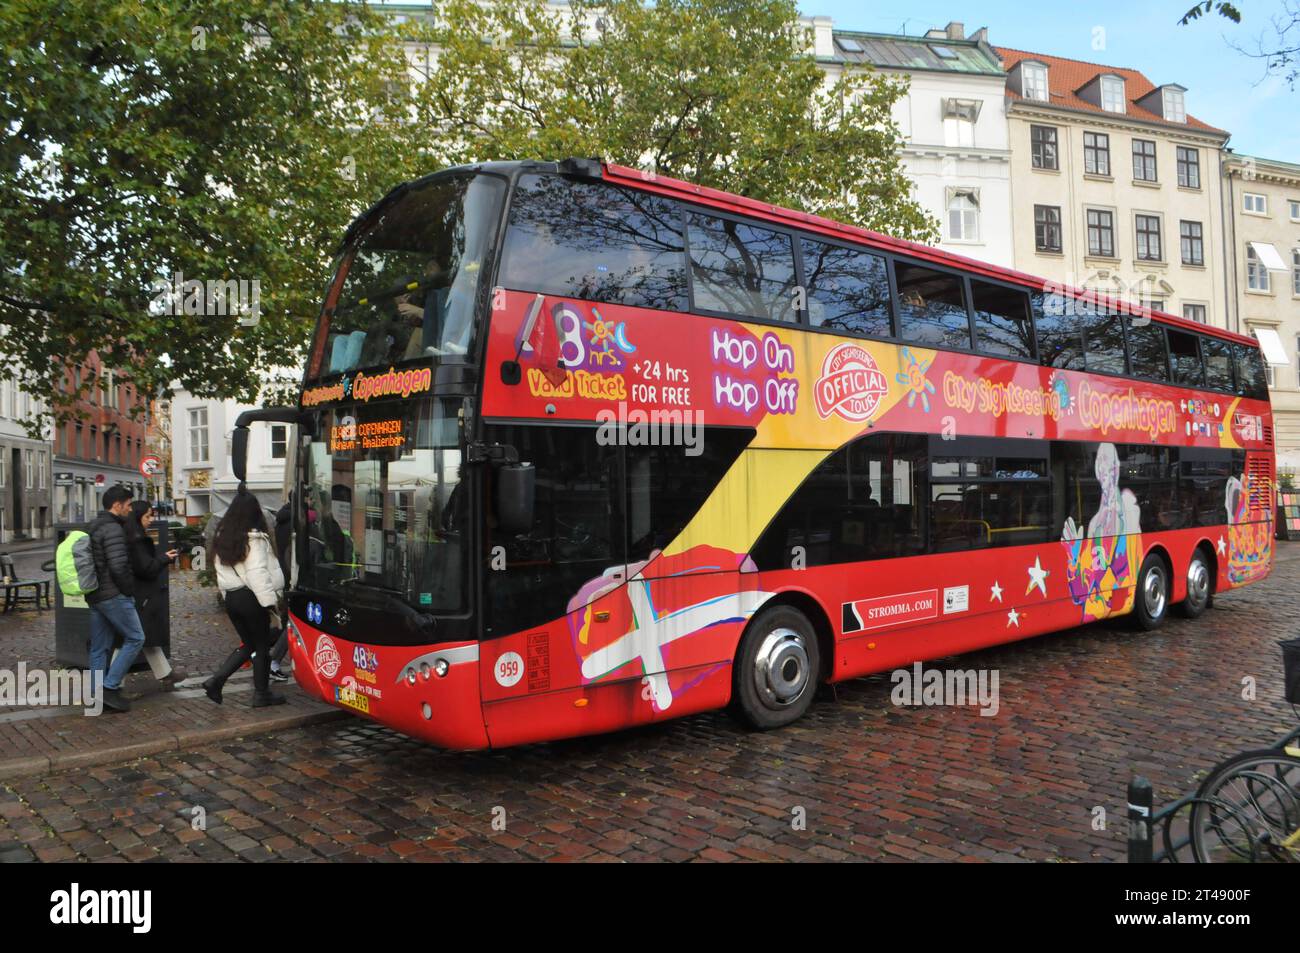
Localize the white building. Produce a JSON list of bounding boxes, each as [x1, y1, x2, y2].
[[0, 380, 53, 542], [808, 20, 1015, 266], [170, 390, 291, 520]]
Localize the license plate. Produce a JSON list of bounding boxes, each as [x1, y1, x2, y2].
[[335, 686, 370, 714]]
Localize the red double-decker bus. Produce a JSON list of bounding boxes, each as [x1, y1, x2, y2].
[[235, 158, 1274, 749]]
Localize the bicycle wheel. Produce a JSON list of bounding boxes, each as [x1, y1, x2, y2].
[[1190, 749, 1300, 863]]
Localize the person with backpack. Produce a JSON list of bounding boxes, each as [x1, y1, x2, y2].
[[84, 485, 146, 712], [202, 488, 287, 707], [120, 500, 187, 688]]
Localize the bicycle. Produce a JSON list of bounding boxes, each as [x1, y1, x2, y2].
[[1189, 638, 1300, 863]]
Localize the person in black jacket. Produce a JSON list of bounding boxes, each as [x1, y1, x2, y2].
[[119, 501, 188, 688], [87, 485, 147, 712]]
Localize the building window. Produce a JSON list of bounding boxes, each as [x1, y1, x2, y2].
[[1243, 192, 1267, 215], [188, 407, 210, 464], [1030, 125, 1058, 170], [1146, 298, 1165, 312], [270, 424, 289, 460], [1136, 214, 1163, 261], [1087, 209, 1115, 258], [1164, 89, 1185, 122], [1183, 303, 1208, 324], [1290, 199, 1300, 221], [1247, 245, 1271, 292], [38, 452, 46, 490], [24, 450, 33, 490], [1022, 63, 1048, 101], [74, 424, 83, 459], [1100, 75, 1126, 113], [1293, 249, 1300, 296], [947, 191, 979, 242], [1034, 205, 1062, 253], [1163, 88, 1187, 123], [1176, 147, 1201, 188], [0, 453, 5, 488], [1180, 220, 1204, 266], [1132, 139, 1158, 182], [1083, 131, 1111, 176]]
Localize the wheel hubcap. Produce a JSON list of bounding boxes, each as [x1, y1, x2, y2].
[[1144, 567, 1167, 618], [753, 628, 810, 709], [1187, 561, 1209, 608]]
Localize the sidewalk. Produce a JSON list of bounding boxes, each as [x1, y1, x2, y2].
[[0, 572, 345, 781]]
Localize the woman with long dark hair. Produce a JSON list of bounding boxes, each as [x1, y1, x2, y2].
[[203, 489, 286, 707], [119, 500, 187, 687]]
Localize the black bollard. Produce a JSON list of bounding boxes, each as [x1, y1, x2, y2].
[[1127, 776, 1154, 863]]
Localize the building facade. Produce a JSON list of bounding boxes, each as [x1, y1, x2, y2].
[[809, 20, 1014, 266], [52, 352, 152, 524], [997, 47, 1230, 325], [1222, 153, 1300, 473], [0, 380, 53, 543], [169, 391, 288, 520]]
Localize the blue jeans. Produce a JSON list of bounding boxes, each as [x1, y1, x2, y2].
[[89, 595, 146, 691]]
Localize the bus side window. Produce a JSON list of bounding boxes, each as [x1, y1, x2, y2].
[[970, 279, 1034, 360], [1202, 336, 1235, 392], [1126, 319, 1170, 382], [1232, 343, 1269, 400], [894, 262, 972, 351], [1167, 328, 1204, 387], [800, 238, 893, 338], [686, 212, 798, 323], [1031, 292, 1085, 370]]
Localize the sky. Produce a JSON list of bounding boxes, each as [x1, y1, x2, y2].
[[801, 0, 1299, 160]]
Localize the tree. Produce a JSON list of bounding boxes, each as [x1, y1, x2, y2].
[[401, 0, 936, 241], [0, 0, 415, 427]]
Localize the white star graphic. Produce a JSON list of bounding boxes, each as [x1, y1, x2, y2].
[[1007, 607, 1021, 628], [990, 581, 1004, 602], [1026, 557, 1049, 597], [1217, 535, 1227, 556]]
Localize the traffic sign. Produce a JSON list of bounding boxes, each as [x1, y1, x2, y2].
[[140, 454, 162, 479]]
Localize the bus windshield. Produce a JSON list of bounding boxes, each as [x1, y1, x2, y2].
[[311, 173, 506, 379], [299, 395, 467, 614]]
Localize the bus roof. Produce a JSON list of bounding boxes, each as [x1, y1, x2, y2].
[[600, 160, 1260, 350]]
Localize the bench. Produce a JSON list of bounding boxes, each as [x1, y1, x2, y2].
[[1, 579, 52, 612]]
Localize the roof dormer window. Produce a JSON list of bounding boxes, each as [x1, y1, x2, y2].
[[1100, 75, 1126, 113], [1022, 62, 1048, 101], [1163, 87, 1186, 123]]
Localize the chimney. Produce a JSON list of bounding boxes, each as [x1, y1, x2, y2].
[[808, 16, 834, 58], [946, 21, 965, 41], [971, 27, 988, 45]]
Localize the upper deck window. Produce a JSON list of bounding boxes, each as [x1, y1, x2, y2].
[[499, 174, 688, 313], [895, 262, 971, 351], [314, 174, 506, 379], [970, 280, 1034, 360], [800, 238, 893, 338], [687, 212, 798, 322], [1168, 327, 1204, 387], [1202, 336, 1235, 392], [1232, 343, 1269, 400]]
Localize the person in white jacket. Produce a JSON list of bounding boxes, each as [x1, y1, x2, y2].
[[202, 489, 287, 707]]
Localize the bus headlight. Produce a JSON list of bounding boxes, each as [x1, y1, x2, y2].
[[433, 659, 449, 678]]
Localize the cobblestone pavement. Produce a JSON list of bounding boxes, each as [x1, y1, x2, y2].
[[1, 547, 1297, 863]]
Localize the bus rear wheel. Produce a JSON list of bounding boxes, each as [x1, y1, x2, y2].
[[733, 605, 821, 730], [1180, 548, 1213, 619], [1133, 553, 1169, 631]]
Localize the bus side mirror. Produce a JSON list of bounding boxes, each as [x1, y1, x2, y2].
[[497, 463, 535, 534], [231, 426, 250, 483]]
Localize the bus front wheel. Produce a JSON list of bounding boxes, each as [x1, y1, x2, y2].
[[732, 605, 821, 730], [1133, 553, 1169, 631]]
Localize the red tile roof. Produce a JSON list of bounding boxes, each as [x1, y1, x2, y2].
[[995, 46, 1227, 135]]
